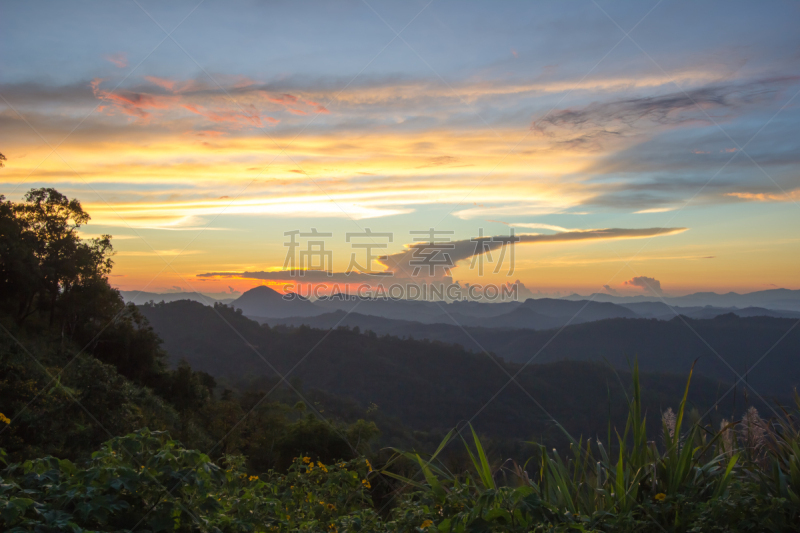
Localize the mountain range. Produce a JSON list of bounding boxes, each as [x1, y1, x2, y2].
[[137, 300, 787, 445], [231, 286, 800, 328], [563, 288, 800, 311], [119, 290, 237, 306], [121, 286, 800, 327]]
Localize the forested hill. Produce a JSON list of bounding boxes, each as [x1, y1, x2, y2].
[[266, 310, 800, 398], [464, 314, 800, 395], [0, 189, 386, 470], [138, 300, 773, 445]]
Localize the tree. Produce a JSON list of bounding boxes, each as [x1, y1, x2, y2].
[[0, 194, 41, 321], [0, 188, 113, 326]]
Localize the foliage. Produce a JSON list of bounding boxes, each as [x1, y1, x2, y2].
[[0, 429, 378, 532], [1, 381, 798, 532], [379, 364, 800, 532], [0, 189, 382, 471]]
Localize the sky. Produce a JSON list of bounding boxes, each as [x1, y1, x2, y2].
[[1, 0, 799, 298]]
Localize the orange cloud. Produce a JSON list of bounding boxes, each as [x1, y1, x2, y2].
[[182, 103, 277, 127], [144, 76, 178, 91], [190, 130, 227, 137], [103, 52, 128, 68], [263, 93, 330, 114], [727, 189, 800, 202], [91, 79, 180, 119], [265, 93, 299, 104], [92, 78, 281, 127], [304, 99, 330, 114]]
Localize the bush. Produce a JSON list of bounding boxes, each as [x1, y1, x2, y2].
[[0, 429, 378, 532]]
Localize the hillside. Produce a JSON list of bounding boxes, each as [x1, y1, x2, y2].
[[263, 310, 800, 398], [454, 314, 800, 397], [138, 300, 775, 446], [231, 285, 322, 317]]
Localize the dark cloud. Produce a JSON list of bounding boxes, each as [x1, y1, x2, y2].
[[0, 81, 97, 107], [579, 121, 800, 210], [199, 228, 686, 284], [378, 227, 686, 280], [554, 129, 621, 151], [603, 284, 619, 295], [535, 76, 798, 135], [580, 177, 741, 209], [624, 276, 663, 295], [197, 270, 391, 284], [514, 280, 535, 300]]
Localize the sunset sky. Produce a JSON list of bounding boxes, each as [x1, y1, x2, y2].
[[2, 1, 799, 297]]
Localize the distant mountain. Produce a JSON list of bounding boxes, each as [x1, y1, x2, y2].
[[619, 302, 800, 320], [268, 310, 429, 335], [426, 299, 635, 329], [120, 290, 220, 305], [313, 295, 448, 323], [263, 311, 800, 397], [138, 300, 773, 444], [565, 288, 800, 310], [268, 297, 800, 333], [123, 286, 800, 327], [305, 296, 637, 327], [446, 314, 800, 397], [231, 286, 324, 318], [518, 298, 637, 320], [312, 294, 520, 323], [618, 302, 705, 318]]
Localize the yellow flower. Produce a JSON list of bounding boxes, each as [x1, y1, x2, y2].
[[302, 457, 311, 464], [326, 503, 336, 511], [0, 413, 10, 425], [421, 519, 434, 529], [365, 459, 372, 471], [654, 492, 667, 502], [361, 479, 371, 489], [249, 475, 259, 481]]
